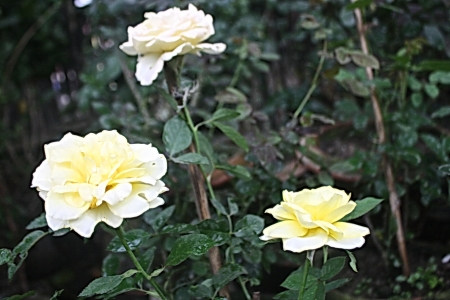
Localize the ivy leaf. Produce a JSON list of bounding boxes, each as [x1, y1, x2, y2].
[[212, 264, 247, 290], [320, 257, 346, 281], [25, 213, 47, 230], [163, 116, 192, 156], [214, 122, 249, 152], [78, 269, 138, 297], [166, 234, 215, 266], [107, 229, 149, 252], [340, 197, 383, 221], [172, 153, 209, 165]]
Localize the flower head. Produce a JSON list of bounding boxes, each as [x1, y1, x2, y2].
[[119, 4, 226, 86], [31, 130, 168, 238], [260, 186, 369, 253]]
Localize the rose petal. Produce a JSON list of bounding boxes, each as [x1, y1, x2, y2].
[[135, 53, 165, 86], [282, 229, 328, 253], [262, 220, 308, 239], [101, 182, 132, 205], [107, 193, 151, 218], [31, 160, 52, 191], [70, 204, 123, 238], [45, 191, 90, 221]]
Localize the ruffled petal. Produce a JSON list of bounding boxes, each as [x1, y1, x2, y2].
[[333, 222, 370, 238], [130, 144, 160, 162], [282, 229, 328, 253], [193, 43, 226, 55], [265, 204, 295, 221], [326, 236, 366, 250], [135, 53, 165, 86], [31, 160, 52, 191], [45, 191, 90, 221], [107, 193, 151, 218], [119, 39, 138, 56], [46, 215, 69, 231], [70, 204, 123, 238], [323, 202, 356, 223], [148, 197, 165, 209], [143, 155, 167, 180], [262, 220, 308, 239], [134, 181, 167, 201], [101, 182, 132, 205]]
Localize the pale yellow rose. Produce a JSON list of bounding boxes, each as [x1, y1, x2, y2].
[[31, 130, 168, 238], [260, 186, 370, 253], [119, 4, 226, 86]]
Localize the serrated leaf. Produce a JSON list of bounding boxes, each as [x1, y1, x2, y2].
[[163, 116, 192, 156], [340, 197, 383, 221], [214, 122, 249, 152], [234, 215, 264, 237], [107, 229, 149, 252], [4, 291, 35, 300], [160, 223, 196, 234], [325, 278, 351, 292], [25, 213, 47, 230], [0, 248, 12, 265], [102, 254, 120, 276], [49, 290, 64, 300], [431, 106, 450, 118], [172, 153, 209, 165], [349, 51, 380, 69], [346, 250, 358, 272], [215, 164, 251, 180], [210, 108, 241, 122], [144, 206, 175, 232], [212, 264, 247, 290], [166, 234, 215, 266], [78, 269, 138, 297], [320, 257, 346, 280]]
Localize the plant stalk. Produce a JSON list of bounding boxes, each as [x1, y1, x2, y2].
[[298, 253, 311, 300], [115, 226, 168, 300], [353, 6, 410, 276]]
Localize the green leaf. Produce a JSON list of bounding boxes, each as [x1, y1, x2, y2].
[[189, 283, 214, 298], [210, 197, 228, 215], [163, 116, 192, 156], [172, 153, 209, 165], [212, 264, 247, 290], [145, 205, 175, 232], [346, 250, 358, 272], [421, 133, 446, 161], [304, 280, 325, 300], [52, 228, 70, 237], [407, 76, 422, 91], [215, 87, 248, 103], [198, 132, 215, 164], [438, 164, 450, 176], [197, 219, 229, 246], [274, 290, 299, 299], [346, 0, 373, 10], [234, 215, 264, 237], [320, 257, 346, 281], [424, 84, 439, 99], [214, 122, 249, 152], [325, 278, 351, 292], [78, 269, 138, 297], [0, 248, 12, 265], [4, 291, 35, 300], [429, 71, 450, 84], [107, 229, 149, 252], [139, 247, 156, 273], [49, 290, 64, 300], [211, 108, 241, 122], [431, 106, 450, 118], [102, 254, 120, 276], [155, 86, 178, 110], [215, 164, 251, 180], [9, 230, 48, 280], [149, 267, 165, 277], [349, 51, 380, 69], [227, 198, 239, 216], [280, 266, 320, 290], [160, 223, 196, 234], [343, 79, 370, 97], [340, 197, 383, 221], [25, 213, 47, 230], [166, 234, 215, 266], [335, 47, 351, 64], [411, 92, 423, 107], [415, 60, 450, 72]]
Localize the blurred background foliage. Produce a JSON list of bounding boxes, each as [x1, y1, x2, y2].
[[1, 0, 450, 299]]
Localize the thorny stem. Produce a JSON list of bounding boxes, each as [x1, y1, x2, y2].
[[292, 40, 327, 121], [353, 6, 410, 276], [116, 226, 168, 300]]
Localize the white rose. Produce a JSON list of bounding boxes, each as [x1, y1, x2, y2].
[[31, 130, 168, 238], [119, 4, 226, 86]]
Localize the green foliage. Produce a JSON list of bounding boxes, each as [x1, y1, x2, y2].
[[166, 234, 215, 266], [78, 269, 138, 297]]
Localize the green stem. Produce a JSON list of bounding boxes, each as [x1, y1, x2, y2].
[[323, 245, 328, 264], [298, 253, 311, 300], [292, 40, 327, 121], [116, 226, 168, 300]]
